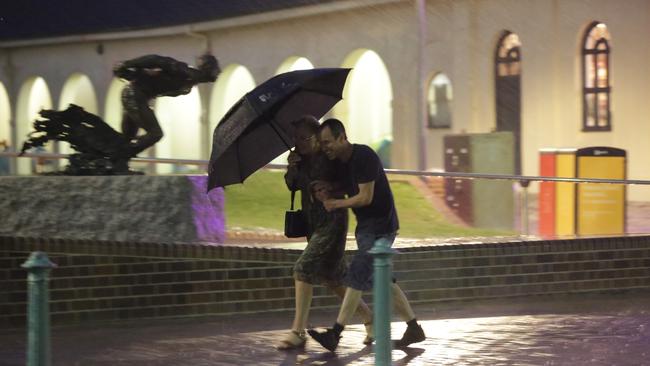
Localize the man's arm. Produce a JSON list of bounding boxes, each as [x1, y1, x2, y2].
[[323, 181, 374, 211]]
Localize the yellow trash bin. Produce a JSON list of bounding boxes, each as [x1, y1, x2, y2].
[[575, 147, 626, 236]]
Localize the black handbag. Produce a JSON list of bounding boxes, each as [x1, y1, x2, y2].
[[284, 190, 308, 238]]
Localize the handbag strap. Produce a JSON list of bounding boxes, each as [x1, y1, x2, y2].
[[290, 190, 296, 211]]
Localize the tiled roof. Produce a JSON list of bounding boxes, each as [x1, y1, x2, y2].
[[0, 0, 340, 41]]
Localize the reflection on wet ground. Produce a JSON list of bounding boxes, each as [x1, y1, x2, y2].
[[406, 313, 648, 365], [1, 292, 648, 365]]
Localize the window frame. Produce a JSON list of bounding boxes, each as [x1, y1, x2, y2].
[[495, 31, 522, 77], [581, 21, 612, 132]]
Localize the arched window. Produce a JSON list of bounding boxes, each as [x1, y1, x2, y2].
[[495, 31, 522, 174], [427, 73, 452, 128], [0, 83, 10, 147], [209, 64, 256, 134], [334, 49, 393, 167], [582, 22, 611, 131], [496, 32, 521, 77], [275, 56, 314, 75]]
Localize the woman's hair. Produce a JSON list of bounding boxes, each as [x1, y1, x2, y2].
[[292, 115, 320, 135]]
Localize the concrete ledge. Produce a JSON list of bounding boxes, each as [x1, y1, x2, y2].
[[0, 175, 225, 244]]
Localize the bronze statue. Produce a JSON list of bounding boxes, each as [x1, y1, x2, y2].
[[20, 54, 221, 175]]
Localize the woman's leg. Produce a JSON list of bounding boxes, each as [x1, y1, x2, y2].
[[277, 278, 312, 349], [291, 279, 313, 332]]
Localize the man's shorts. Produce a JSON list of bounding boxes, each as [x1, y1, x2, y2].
[[343, 231, 397, 291]]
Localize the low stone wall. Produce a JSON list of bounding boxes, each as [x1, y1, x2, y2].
[[0, 175, 225, 244]]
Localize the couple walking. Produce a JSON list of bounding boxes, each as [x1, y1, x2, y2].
[[276, 116, 425, 352]]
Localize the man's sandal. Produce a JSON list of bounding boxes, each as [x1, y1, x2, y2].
[[276, 330, 307, 350], [363, 321, 374, 345]]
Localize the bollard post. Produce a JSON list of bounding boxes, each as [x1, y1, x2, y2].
[[369, 237, 397, 366], [22, 252, 57, 366], [519, 179, 531, 235]]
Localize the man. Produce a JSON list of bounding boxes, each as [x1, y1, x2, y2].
[[308, 118, 425, 352], [113, 53, 220, 159]]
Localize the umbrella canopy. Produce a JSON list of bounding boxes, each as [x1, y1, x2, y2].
[[207, 68, 351, 191]]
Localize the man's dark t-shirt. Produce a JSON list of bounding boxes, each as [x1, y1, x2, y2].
[[340, 144, 399, 234]]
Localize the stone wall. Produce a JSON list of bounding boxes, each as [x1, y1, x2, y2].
[[0, 175, 225, 244]]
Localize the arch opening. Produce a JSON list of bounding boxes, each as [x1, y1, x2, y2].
[[334, 49, 393, 167]]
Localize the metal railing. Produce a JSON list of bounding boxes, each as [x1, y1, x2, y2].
[[3, 151, 650, 186]]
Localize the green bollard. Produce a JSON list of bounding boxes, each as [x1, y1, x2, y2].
[[369, 238, 397, 366], [22, 252, 57, 366]]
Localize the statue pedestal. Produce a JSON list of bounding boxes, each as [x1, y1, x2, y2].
[[0, 175, 225, 244]]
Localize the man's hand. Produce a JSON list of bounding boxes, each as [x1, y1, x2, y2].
[[323, 199, 340, 212]]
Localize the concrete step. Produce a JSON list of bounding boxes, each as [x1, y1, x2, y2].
[[6, 255, 648, 302], [407, 275, 650, 303], [6, 248, 646, 287], [5, 263, 649, 320], [2, 235, 650, 328], [0, 264, 294, 293], [398, 267, 650, 290], [390, 242, 650, 261], [0, 295, 344, 328], [393, 257, 650, 279], [0, 237, 303, 263], [3, 276, 297, 303], [0, 256, 290, 281], [392, 252, 650, 271], [0, 251, 165, 268]]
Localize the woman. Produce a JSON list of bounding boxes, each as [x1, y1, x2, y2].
[[276, 116, 374, 350]]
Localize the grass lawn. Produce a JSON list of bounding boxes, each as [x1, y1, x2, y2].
[[223, 170, 510, 238]]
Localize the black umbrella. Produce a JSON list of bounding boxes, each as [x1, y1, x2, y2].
[[207, 67, 351, 191]]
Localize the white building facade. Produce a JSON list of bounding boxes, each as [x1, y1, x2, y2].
[[1, 0, 649, 197]]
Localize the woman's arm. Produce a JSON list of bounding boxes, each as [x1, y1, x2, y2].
[[284, 150, 302, 191]]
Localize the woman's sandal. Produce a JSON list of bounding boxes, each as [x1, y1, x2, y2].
[[363, 321, 374, 345], [276, 330, 307, 350]]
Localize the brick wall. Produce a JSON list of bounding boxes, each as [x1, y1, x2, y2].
[[1, 235, 649, 328]]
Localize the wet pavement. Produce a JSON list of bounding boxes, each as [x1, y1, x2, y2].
[[1, 292, 649, 365]]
